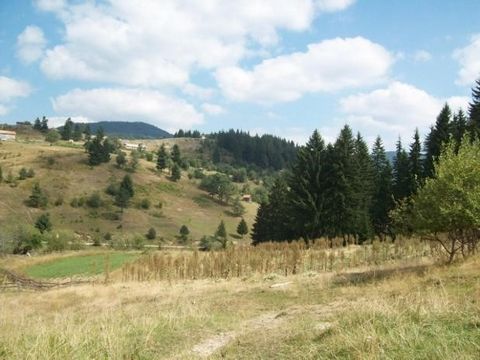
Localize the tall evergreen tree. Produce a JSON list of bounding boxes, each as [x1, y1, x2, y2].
[[72, 123, 83, 141], [156, 144, 168, 171], [86, 128, 112, 165], [370, 136, 394, 239], [171, 144, 181, 165], [33, 117, 42, 131], [251, 177, 292, 244], [171, 163, 181, 182], [40, 116, 49, 133], [61, 118, 74, 140], [424, 103, 452, 178], [236, 218, 248, 238], [408, 128, 423, 195], [352, 133, 374, 243], [467, 78, 480, 139], [288, 130, 326, 240], [392, 138, 410, 201]]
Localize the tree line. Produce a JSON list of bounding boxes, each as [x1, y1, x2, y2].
[[252, 78, 480, 245]]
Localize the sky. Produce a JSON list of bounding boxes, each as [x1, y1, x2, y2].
[[1, 0, 480, 149]]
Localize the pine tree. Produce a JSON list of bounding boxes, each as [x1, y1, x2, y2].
[[424, 103, 452, 178], [156, 144, 168, 171], [171, 144, 181, 165], [28, 183, 48, 208], [215, 220, 228, 248], [370, 136, 394, 240], [72, 123, 83, 141], [35, 213, 52, 234], [61, 118, 74, 140], [119, 174, 134, 198], [467, 78, 480, 139], [451, 110, 467, 152], [231, 197, 245, 217], [408, 129, 423, 195], [392, 138, 410, 201], [237, 218, 248, 238], [33, 117, 42, 131], [116, 151, 127, 168], [352, 133, 374, 243], [179, 225, 190, 242], [40, 116, 49, 133], [288, 130, 326, 240], [86, 128, 112, 166], [171, 163, 181, 181]]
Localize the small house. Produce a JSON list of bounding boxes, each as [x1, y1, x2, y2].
[[242, 194, 252, 203], [0, 130, 16, 141]]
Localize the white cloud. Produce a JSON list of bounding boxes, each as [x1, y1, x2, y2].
[[183, 83, 215, 100], [413, 50, 432, 63], [316, 0, 355, 12], [35, 0, 354, 88], [339, 81, 469, 148], [47, 115, 90, 128], [52, 88, 203, 131], [216, 37, 393, 103], [16, 25, 47, 64], [454, 34, 480, 86], [0, 76, 32, 115], [201, 103, 225, 115]]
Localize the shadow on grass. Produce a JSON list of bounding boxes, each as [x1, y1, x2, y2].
[[332, 264, 430, 286]]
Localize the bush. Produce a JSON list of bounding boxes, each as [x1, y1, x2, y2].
[[12, 226, 43, 254], [18, 167, 28, 180], [86, 192, 103, 208], [105, 183, 118, 196], [140, 198, 151, 209], [27, 183, 48, 208], [35, 213, 52, 234], [146, 227, 156, 240]]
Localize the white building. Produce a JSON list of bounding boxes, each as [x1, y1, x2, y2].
[[0, 130, 16, 141]]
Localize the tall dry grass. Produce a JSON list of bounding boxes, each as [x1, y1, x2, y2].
[[122, 237, 433, 282]]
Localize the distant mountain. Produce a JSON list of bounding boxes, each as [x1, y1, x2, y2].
[[77, 121, 172, 139]]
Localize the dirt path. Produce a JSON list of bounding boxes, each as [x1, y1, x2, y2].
[[188, 301, 343, 358]]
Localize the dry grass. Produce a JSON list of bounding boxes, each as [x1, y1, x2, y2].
[[0, 255, 478, 359]]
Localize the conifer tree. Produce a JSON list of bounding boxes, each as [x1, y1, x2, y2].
[[156, 144, 168, 171], [352, 133, 374, 243], [215, 220, 228, 248], [171, 163, 181, 181], [115, 175, 134, 211], [288, 130, 326, 240], [451, 110, 467, 152], [35, 213, 52, 234], [424, 103, 452, 178], [231, 197, 246, 217], [237, 218, 248, 238], [72, 123, 83, 141], [28, 183, 48, 208], [370, 136, 394, 239], [84, 124, 91, 140], [171, 144, 181, 165], [61, 118, 74, 140], [467, 78, 480, 139], [33, 117, 42, 131], [408, 128, 423, 195], [86, 128, 112, 165], [40, 116, 49, 133], [392, 138, 410, 201]]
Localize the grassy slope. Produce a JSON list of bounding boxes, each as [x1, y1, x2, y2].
[[0, 139, 257, 243], [0, 256, 478, 359]]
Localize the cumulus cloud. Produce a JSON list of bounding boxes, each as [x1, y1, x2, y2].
[[316, 0, 355, 12], [454, 34, 480, 86], [35, 0, 355, 88], [413, 50, 432, 63], [216, 37, 393, 103], [0, 76, 32, 115], [201, 103, 225, 115], [339, 81, 469, 148], [52, 88, 203, 131], [16, 25, 47, 64]]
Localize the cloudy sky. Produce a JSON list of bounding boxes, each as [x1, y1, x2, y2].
[[1, 0, 479, 149]]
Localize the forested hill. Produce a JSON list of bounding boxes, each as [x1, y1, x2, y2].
[[77, 121, 172, 139], [209, 130, 298, 170]]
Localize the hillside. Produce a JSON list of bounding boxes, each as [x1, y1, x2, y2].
[[0, 139, 257, 246], [78, 121, 172, 139]]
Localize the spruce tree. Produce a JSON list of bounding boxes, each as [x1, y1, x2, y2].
[[156, 144, 168, 171], [119, 174, 134, 198], [352, 133, 374, 243], [237, 218, 248, 238], [452, 109, 467, 152], [370, 136, 394, 240], [408, 129, 423, 195], [115, 175, 134, 211], [61, 118, 74, 140], [33, 117, 42, 131], [73, 123, 83, 141], [35, 213, 52, 234], [171, 144, 181, 165], [392, 138, 410, 201], [28, 183, 48, 208], [40, 116, 49, 133], [467, 78, 480, 139], [215, 220, 228, 248], [424, 103, 452, 178], [288, 130, 326, 240], [171, 163, 181, 181]]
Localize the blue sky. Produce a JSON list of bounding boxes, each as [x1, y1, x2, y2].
[[1, 0, 479, 149]]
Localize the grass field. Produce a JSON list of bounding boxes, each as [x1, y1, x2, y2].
[[0, 253, 478, 359], [0, 139, 257, 245], [24, 252, 139, 279]]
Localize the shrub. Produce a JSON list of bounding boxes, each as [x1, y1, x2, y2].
[[18, 167, 29, 180], [86, 192, 103, 208], [35, 213, 52, 234], [146, 227, 156, 240], [27, 183, 48, 208], [140, 198, 151, 209], [12, 226, 43, 254]]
